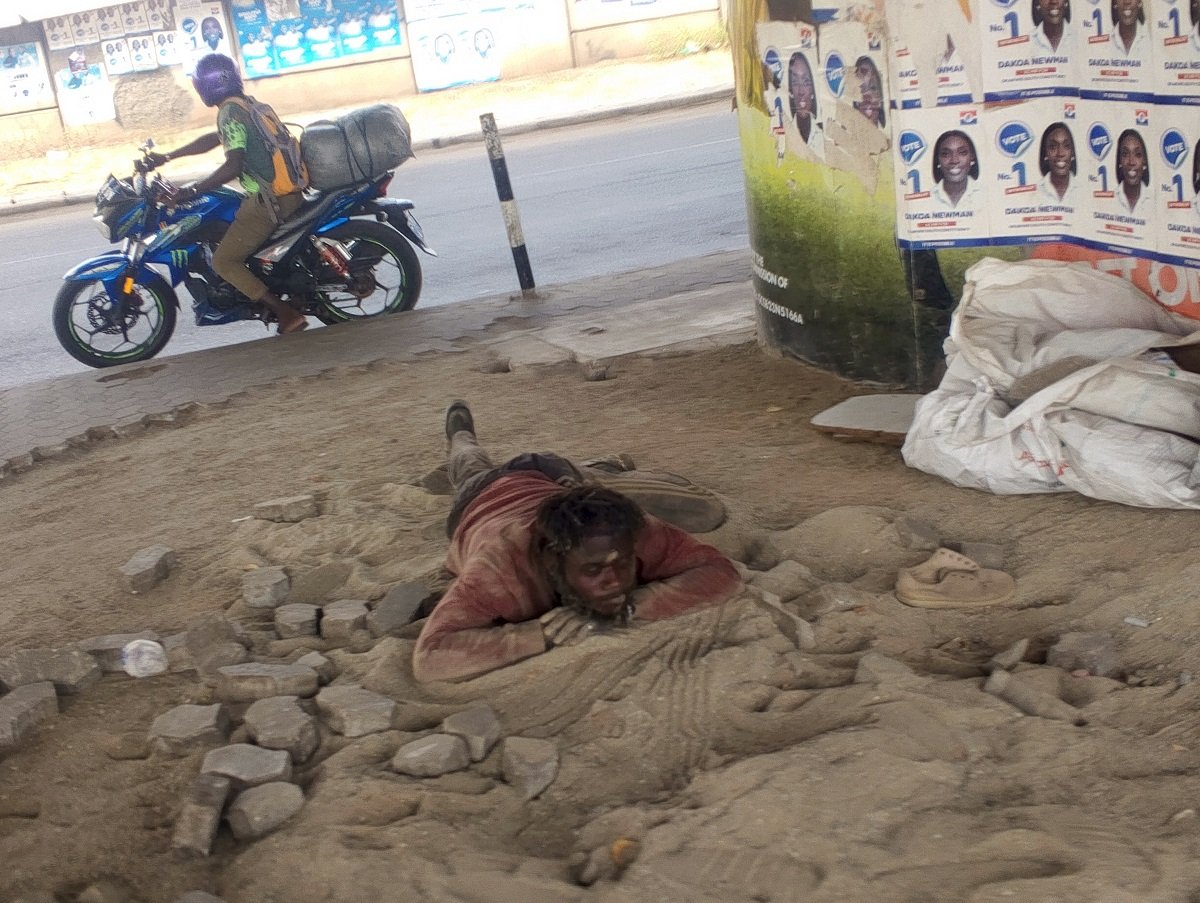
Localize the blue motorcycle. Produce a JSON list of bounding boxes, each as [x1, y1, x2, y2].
[[53, 140, 435, 368]]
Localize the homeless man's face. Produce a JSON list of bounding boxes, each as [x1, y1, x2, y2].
[[554, 534, 639, 618]]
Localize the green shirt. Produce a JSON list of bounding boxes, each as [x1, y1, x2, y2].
[[216, 96, 275, 195]]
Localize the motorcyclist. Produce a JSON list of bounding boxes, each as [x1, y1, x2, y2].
[[147, 53, 308, 335]]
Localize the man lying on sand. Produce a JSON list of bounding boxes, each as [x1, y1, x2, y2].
[[412, 401, 741, 682]]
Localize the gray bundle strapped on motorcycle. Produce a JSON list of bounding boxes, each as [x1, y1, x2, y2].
[[301, 104, 414, 191]]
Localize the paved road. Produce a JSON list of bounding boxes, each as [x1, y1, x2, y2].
[[0, 102, 747, 389]]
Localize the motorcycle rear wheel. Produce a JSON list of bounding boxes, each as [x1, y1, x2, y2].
[[52, 272, 177, 368], [313, 220, 422, 324]]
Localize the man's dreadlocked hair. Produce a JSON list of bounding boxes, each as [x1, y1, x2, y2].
[[533, 485, 646, 557]]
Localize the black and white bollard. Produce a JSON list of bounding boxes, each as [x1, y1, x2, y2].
[[480, 113, 536, 298]]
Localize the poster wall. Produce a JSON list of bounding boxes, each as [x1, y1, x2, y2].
[[44, 11, 101, 50], [978, 0, 1078, 100], [1156, 105, 1200, 265], [176, 0, 235, 72], [1080, 98, 1157, 254], [731, 0, 1200, 389], [120, 2, 151, 32], [987, 96, 1082, 243], [0, 42, 55, 113], [49, 45, 117, 126], [408, 11, 502, 91], [755, 21, 822, 161], [1078, 0, 1155, 99], [230, 0, 403, 78], [1152, 0, 1200, 102], [894, 103, 992, 248]]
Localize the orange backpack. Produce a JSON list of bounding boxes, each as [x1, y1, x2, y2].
[[224, 95, 309, 197]]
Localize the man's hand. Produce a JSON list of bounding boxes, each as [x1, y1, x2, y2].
[[145, 151, 171, 168], [169, 183, 199, 205], [540, 607, 601, 647]]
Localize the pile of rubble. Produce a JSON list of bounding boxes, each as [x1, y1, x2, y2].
[[0, 493, 560, 903]]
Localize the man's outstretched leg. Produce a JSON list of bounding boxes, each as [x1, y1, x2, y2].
[[445, 400, 494, 490]]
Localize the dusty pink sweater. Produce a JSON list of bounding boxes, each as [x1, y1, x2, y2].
[[413, 471, 740, 682]]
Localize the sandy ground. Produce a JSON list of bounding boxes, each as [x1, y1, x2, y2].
[[4, 340, 1200, 902]]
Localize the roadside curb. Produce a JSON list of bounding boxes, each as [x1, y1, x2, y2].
[[0, 88, 734, 220]]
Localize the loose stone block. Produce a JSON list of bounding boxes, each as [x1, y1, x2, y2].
[[391, 734, 471, 777], [77, 631, 161, 673], [0, 682, 58, 748], [895, 516, 942, 551], [253, 494, 318, 523], [119, 544, 177, 593], [215, 663, 318, 703], [201, 743, 293, 789], [244, 696, 320, 764], [226, 782, 304, 840], [149, 704, 230, 756], [185, 615, 250, 675], [315, 685, 396, 737], [275, 604, 320, 639], [242, 566, 291, 610], [163, 632, 194, 673], [956, 541, 1006, 570], [320, 600, 369, 642], [185, 613, 246, 652], [173, 893, 226, 903], [854, 652, 918, 685], [294, 651, 337, 684], [797, 583, 878, 619], [173, 773, 232, 857], [502, 737, 559, 800], [1047, 631, 1121, 679], [441, 705, 502, 762], [749, 560, 817, 603], [196, 643, 250, 677], [0, 647, 101, 695], [368, 582, 432, 637]]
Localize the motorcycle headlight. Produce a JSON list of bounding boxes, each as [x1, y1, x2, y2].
[[93, 213, 115, 242]]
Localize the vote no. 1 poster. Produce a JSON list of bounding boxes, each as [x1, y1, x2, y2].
[[175, 0, 235, 73]]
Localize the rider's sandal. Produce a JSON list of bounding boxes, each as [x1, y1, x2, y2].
[[278, 319, 309, 336]]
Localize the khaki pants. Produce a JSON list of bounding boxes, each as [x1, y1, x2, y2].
[[211, 191, 303, 302]]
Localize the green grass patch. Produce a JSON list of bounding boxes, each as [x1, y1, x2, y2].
[[647, 23, 731, 59]]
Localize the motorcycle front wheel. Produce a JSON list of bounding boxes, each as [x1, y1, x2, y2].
[[52, 272, 177, 368], [313, 220, 422, 324]]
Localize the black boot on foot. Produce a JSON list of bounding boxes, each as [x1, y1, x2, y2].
[[445, 400, 475, 442]]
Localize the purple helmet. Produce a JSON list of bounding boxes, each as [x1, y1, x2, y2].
[[191, 53, 242, 107]]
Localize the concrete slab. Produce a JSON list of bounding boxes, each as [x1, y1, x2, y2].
[[532, 285, 754, 361], [809, 394, 923, 446]]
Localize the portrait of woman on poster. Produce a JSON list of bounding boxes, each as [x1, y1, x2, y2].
[[201, 16, 224, 51], [852, 55, 885, 129], [1037, 122, 1077, 203], [1191, 0, 1200, 50], [931, 130, 983, 210], [1115, 128, 1150, 215], [1110, 0, 1147, 57], [1031, 0, 1071, 52], [787, 50, 824, 156]]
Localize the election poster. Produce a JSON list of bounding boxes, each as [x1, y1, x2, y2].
[[0, 42, 55, 114]]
